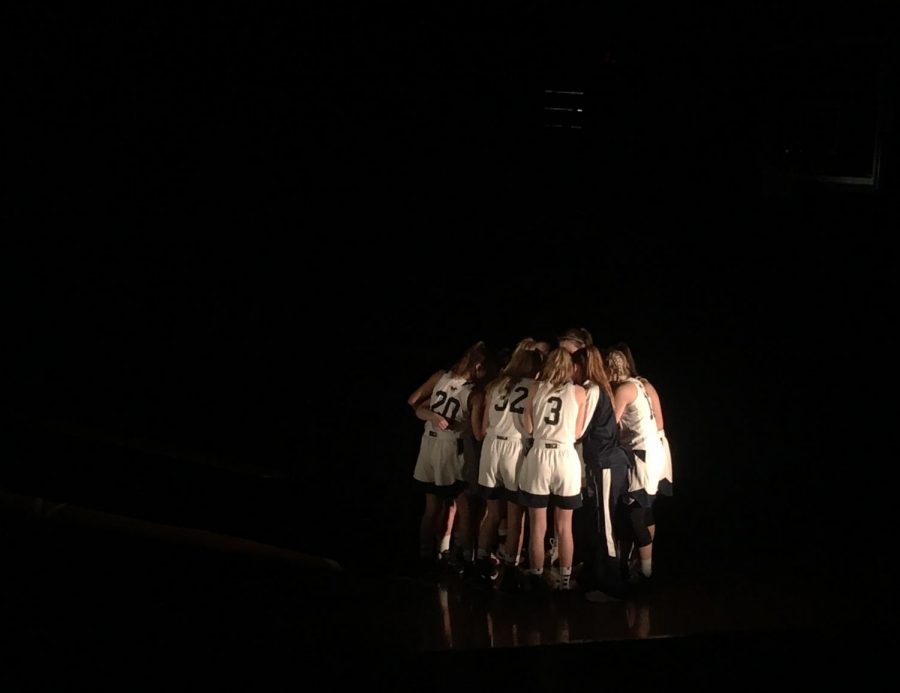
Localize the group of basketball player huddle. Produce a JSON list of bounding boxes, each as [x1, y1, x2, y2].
[[409, 328, 673, 602]]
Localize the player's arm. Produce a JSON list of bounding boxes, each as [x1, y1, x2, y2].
[[612, 381, 637, 424], [644, 380, 665, 431], [479, 384, 493, 441], [415, 401, 449, 430], [522, 382, 538, 436], [407, 370, 443, 410], [573, 384, 587, 440], [471, 389, 487, 441]]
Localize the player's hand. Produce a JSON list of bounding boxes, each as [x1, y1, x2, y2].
[[431, 413, 449, 430]]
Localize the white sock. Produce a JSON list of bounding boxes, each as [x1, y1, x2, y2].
[[560, 566, 573, 589], [497, 546, 517, 566], [439, 535, 451, 553], [641, 559, 652, 578]]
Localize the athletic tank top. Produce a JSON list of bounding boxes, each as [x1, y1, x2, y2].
[[424, 372, 474, 437], [532, 381, 579, 445], [486, 376, 534, 439], [617, 377, 657, 452]]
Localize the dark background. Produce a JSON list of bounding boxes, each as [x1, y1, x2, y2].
[[4, 2, 897, 575]]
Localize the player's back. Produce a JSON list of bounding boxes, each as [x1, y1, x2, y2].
[[486, 376, 534, 439], [424, 372, 473, 436], [532, 381, 579, 445]]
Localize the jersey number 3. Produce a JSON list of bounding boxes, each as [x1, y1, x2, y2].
[[543, 396, 562, 425]]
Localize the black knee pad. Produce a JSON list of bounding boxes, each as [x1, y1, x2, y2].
[[630, 506, 652, 548]]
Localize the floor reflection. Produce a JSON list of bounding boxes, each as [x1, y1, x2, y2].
[[402, 547, 898, 654], [626, 601, 651, 639], [423, 576, 657, 651]]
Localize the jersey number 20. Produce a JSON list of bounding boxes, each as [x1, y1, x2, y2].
[[432, 390, 461, 421]]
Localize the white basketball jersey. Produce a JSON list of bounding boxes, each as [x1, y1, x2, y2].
[[424, 372, 473, 436], [617, 377, 657, 451], [582, 382, 600, 431], [531, 381, 580, 444], [486, 377, 534, 439]]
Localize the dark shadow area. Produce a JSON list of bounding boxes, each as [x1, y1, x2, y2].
[[3, 1, 897, 682]]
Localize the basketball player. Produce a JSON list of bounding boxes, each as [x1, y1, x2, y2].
[[408, 341, 487, 573], [607, 341, 673, 499], [474, 340, 544, 583], [517, 348, 587, 592], [606, 348, 666, 582], [578, 346, 631, 600]]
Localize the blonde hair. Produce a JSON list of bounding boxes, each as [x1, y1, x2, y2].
[[487, 338, 544, 397], [514, 336, 538, 352], [539, 348, 574, 390], [558, 327, 594, 349], [606, 349, 632, 384]]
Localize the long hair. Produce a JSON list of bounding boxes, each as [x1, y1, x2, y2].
[[606, 349, 632, 384], [487, 338, 544, 398], [513, 337, 538, 352], [574, 345, 614, 405], [557, 327, 594, 349], [608, 341, 639, 378], [473, 347, 501, 392], [450, 341, 487, 379], [539, 348, 574, 390]]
